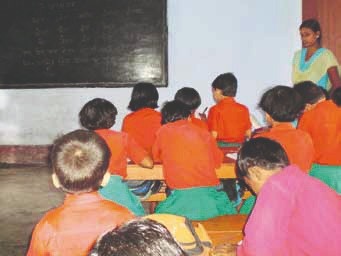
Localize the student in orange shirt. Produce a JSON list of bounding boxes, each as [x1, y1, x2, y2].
[[255, 85, 314, 172], [27, 130, 134, 256], [152, 100, 236, 220], [207, 73, 251, 147], [174, 87, 208, 131], [122, 82, 161, 155], [79, 98, 153, 215], [295, 82, 341, 165]]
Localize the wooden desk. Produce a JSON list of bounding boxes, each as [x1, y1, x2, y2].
[[192, 215, 247, 246], [126, 162, 236, 180]]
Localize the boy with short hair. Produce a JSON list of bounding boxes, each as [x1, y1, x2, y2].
[[256, 85, 314, 172], [27, 130, 134, 256], [207, 73, 251, 146], [152, 100, 236, 220], [295, 82, 341, 164], [174, 87, 208, 130], [79, 98, 153, 215], [233, 137, 341, 256]]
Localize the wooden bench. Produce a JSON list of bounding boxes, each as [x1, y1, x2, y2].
[[192, 214, 247, 246], [126, 163, 252, 202]]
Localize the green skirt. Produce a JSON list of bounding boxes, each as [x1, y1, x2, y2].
[[239, 195, 256, 215], [309, 164, 341, 194], [155, 186, 237, 220], [99, 175, 145, 216]]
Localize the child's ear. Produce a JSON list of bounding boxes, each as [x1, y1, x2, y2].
[[248, 166, 262, 181], [52, 173, 61, 189], [101, 172, 111, 187]]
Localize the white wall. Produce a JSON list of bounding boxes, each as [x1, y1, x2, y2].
[[0, 0, 301, 144]]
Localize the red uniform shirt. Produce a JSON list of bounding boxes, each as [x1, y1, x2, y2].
[[152, 119, 223, 189], [298, 100, 341, 165], [190, 113, 209, 131], [96, 129, 148, 177], [207, 97, 251, 143], [122, 108, 161, 154], [27, 192, 133, 256], [254, 123, 314, 172]]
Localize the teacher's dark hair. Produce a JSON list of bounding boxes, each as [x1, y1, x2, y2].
[[300, 18, 322, 44]]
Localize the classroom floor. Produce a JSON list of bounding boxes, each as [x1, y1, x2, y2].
[[0, 166, 64, 255]]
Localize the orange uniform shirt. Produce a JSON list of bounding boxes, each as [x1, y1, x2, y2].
[[152, 119, 223, 189], [27, 192, 133, 256], [122, 108, 161, 154], [190, 113, 208, 131], [207, 97, 251, 143], [96, 129, 148, 177], [254, 123, 314, 172], [298, 100, 341, 165]]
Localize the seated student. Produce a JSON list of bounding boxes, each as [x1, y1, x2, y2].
[[27, 130, 134, 256], [122, 82, 162, 154], [89, 219, 189, 256], [255, 85, 314, 172], [152, 100, 236, 220], [294, 82, 341, 165], [79, 98, 153, 215], [207, 73, 251, 147], [230, 137, 341, 256], [174, 87, 208, 130]]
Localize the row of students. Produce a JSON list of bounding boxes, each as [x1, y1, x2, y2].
[[27, 129, 341, 255]]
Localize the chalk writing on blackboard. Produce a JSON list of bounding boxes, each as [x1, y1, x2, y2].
[[0, 0, 168, 88]]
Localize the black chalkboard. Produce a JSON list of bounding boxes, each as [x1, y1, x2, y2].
[[0, 0, 167, 88]]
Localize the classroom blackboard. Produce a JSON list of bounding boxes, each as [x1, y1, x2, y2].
[[0, 0, 168, 88]]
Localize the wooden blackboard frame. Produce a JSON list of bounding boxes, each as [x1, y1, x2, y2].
[[0, 0, 168, 89]]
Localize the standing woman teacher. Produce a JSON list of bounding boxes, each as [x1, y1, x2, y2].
[[292, 18, 341, 91]]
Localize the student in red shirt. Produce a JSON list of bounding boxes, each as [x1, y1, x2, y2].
[[122, 82, 161, 155], [255, 85, 314, 172], [79, 98, 153, 215], [152, 100, 236, 220], [174, 87, 208, 131], [295, 82, 341, 165], [27, 130, 134, 256], [207, 73, 251, 146]]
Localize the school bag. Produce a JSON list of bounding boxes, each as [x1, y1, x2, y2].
[[144, 214, 212, 256]]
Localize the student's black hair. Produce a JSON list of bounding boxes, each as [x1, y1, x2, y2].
[[128, 82, 159, 111], [79, 98, 117, 130], [259, 85, 304, 122], [211, 73, 237, 97], [89, 219, 188, 256], [293, 81, 325, 105], [331, 87, 341, 107], [174, 87, 202, 111], [319, 86, 330, 100], [300, 18, 322, 44], [236, 137, 289, 178], [161, 100, 191, 125], [51, 129, 111, 193]]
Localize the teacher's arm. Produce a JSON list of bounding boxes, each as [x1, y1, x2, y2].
[[328, 66, 341, 90]]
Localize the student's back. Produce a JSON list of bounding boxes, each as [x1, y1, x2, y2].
[[27, 130, 133, 256], [298, 100, 341, 164], [255, 85, 314, 172], [207, 73, 251, 143], [122, 82, 162, 154]]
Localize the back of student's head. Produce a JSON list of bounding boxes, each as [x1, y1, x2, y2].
[[161, 100, 191, 125], [174, 87, 201, 111], [89, 219, 188, 256], [79, 98, 117, 130], [331, 87, 341, 107], [211, 72, 237, 97], [259, 85, 304, 122], [293, 81, 325, 105], [128, 82, 159, 111], [237, 137, 289, 178], [51, 129, 110, 193]]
